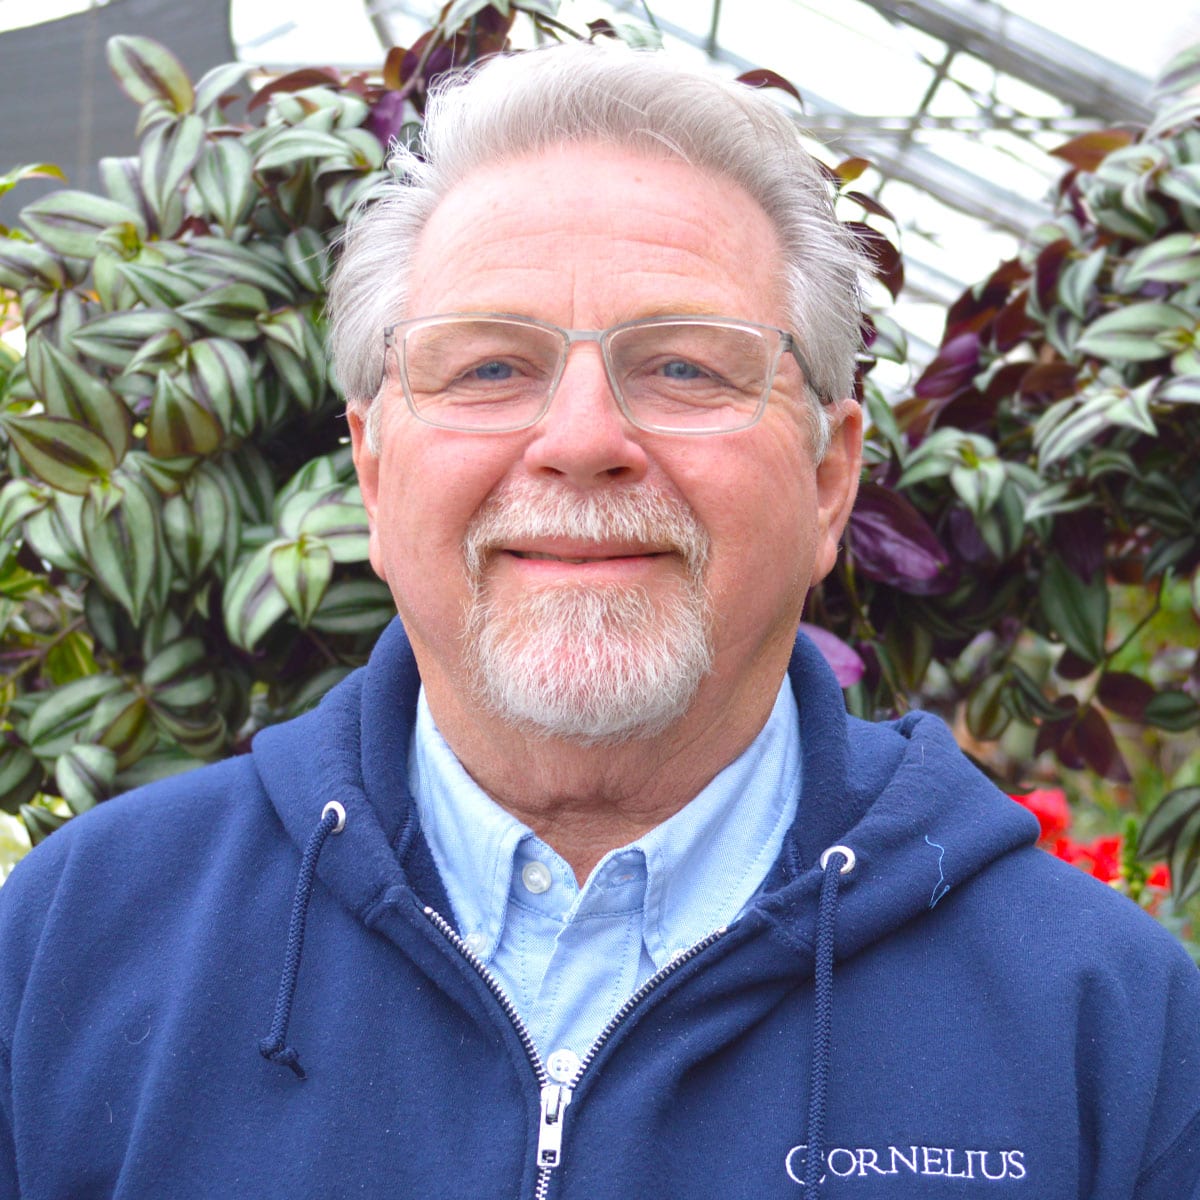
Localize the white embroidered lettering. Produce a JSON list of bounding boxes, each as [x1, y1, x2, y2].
[[857, 1148, 895, 1177], [945, 1148, 971, 1179], [827, 1148, 858, 1178], [980, 1150, 1008, 1180], [783, 1142, 1028, 1186]]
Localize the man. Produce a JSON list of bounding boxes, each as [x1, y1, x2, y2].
[[1, 42, 1198, 1200]]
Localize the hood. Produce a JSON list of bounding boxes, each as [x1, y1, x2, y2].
[[252, 617, 1037, 956]]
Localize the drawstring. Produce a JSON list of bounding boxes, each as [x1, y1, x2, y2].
[[259, 800, 346, 1079], [804, 844, 855, 1198]]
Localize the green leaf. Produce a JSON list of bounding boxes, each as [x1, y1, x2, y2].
[[1155, 42, 1200, 99], [1033, 382, 1157, 467], [146, 372, 223, 458], [223, 540, 290, 650], [1158, 375, 1200, 404], [162, 463, 236, 583], [0, 238, 67, 291], [965, 671, 1011, 741], [176, 282, 269, 341], [55, 743, 117, 814], [117, 261, 206, 308], [193, 61, 252, 116], [80, 476, 161, 622], [1058, 248, 1107, 320], [309, 578, 396, 635], [1075, 302, 1191, 361], [1143, 691, 1200, 732], [24, 336, 132, 459], [949, 458, 1005, 519], [86, 689, 154, 770], [0, 478, 49, 540], [1167, 805, 1200, 905], [20, 190, 146, 260], [1119, 233, 1200, 291], [73, 309, 193, 370], [0, 413, 118, 493], [143, 637, 216, 711], [253, 128, 356, 172], [270, 536, 333, 626], [1160, 165, 1200, 210], [0, 744, 42, 814], [139, 114, 206, 225], [19, 803, 69, 845], [279, 488, 368, 563], [192, 139, 256, 235], [25, 674, 124, 757], [106, 35, 194, 113], [22, 493, 88, 572], [1038, 555, 1108, 664], [282, 228, 327, 294], [186, 238, 297, 300], [185, 338, 257, 438]]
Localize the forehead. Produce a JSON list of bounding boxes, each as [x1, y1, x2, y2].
[[405, 142, 787, 327]]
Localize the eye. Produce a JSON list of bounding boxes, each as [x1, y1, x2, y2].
[[659, 359, 707, 381], [470, 360, 515, 382]]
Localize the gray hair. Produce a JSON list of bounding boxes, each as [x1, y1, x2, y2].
[[328, 40, 866, 456]]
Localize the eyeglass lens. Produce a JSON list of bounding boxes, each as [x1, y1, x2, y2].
[[393, 318, 777, 432]]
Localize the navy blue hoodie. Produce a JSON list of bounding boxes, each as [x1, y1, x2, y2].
[[1, 620, 1198, 1198]]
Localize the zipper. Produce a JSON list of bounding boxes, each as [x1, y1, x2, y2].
[[424, 906, 728, 1200]]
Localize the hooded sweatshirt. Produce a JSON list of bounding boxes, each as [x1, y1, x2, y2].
[[0, 619, 1197, 1199]]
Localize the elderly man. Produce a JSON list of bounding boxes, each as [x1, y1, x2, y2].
[[2, 41, 1199, 1200]]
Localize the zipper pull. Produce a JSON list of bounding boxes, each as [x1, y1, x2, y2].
[[537, 1083, 573, 1168]]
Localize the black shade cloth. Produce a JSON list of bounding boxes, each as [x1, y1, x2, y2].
[[0, 0, 234, 224]]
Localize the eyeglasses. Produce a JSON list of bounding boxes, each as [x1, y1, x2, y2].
[[381, 313, 826, 435]]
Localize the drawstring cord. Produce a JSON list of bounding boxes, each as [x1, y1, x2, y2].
[[804, 844, 855, 1199], [259, 800, 346, 1080]]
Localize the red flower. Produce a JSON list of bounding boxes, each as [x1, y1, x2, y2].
[[1010, 788, 1071, 840], [1052, 834, 1123, 883]]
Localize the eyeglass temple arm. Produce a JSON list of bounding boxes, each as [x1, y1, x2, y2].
[[782, 334, 832, 406]]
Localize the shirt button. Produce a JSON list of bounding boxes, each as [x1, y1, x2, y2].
[[463, 932, 487, 955], [521, 861, 553, 895], [546, 1048, 581, 1082]]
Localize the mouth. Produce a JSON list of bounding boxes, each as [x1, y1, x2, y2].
[[508, 549, 666, 564]]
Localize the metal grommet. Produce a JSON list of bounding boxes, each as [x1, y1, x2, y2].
[[321, 800, 347, 834], [820, 844, 856, 875]]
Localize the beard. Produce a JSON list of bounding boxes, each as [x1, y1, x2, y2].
[[461, 480, 714, 744]]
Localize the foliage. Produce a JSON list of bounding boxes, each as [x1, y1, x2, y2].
[[0, 4, 600, 848], [0, 2, 1196, 930], [809, 45, 1200, 912]]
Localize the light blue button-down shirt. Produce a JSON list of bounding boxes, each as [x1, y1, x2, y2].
[[409, 681, 801, 1063]]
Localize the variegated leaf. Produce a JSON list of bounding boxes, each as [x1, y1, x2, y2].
[[107, 35, 194, 113], [146, 372, 223, 458], [223, 539, 290, 650], [0, 412, 117, 493], [20, 190, 146, 259], [270, 536, 333, 626]]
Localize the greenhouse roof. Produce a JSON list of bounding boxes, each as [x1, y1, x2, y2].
[[2, 0, 1197, 378]]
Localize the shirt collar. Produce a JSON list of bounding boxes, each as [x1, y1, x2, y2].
[[409, 681, 801, 969]]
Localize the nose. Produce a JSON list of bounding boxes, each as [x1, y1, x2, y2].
[[521, 344, 649, 488]]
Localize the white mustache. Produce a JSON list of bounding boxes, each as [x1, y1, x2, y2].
[[463, 480, 711, 582]]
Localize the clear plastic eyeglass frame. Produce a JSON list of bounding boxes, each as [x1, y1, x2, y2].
[[380, 312, 829, 436]]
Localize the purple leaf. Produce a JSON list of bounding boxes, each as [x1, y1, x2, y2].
[[365, 91, 409, 148], [799, 623, 865, 687], [915, 332, 980, 401], [847, 484, 956, 595]]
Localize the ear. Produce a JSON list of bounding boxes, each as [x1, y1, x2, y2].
[[347, 406, 385, 580], [811, 398, 862, 584]]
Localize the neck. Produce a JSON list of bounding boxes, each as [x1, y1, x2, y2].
[[421, 668, 784, 883]]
